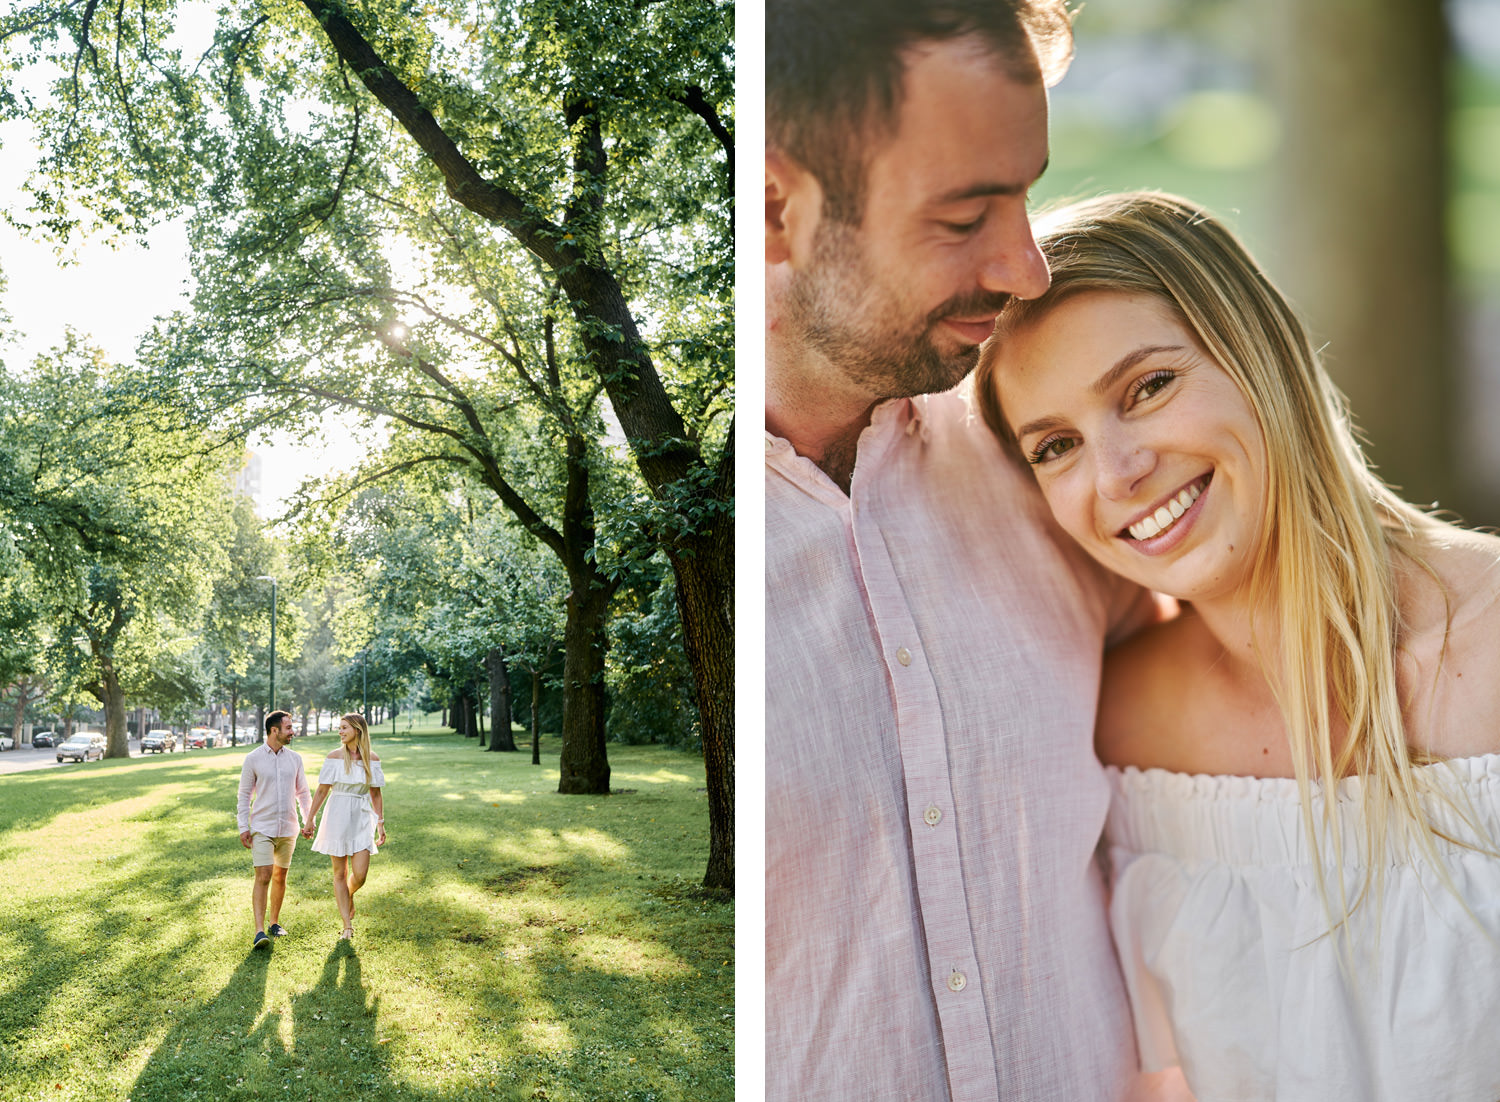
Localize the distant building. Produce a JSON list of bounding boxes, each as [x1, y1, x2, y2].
[[234, 451, 264, 512]]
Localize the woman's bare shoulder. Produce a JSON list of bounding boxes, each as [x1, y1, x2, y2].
[[1097, 610, 1214, 770], [1402, 529, 1500, 758], [1098, 611, 1188, 767]]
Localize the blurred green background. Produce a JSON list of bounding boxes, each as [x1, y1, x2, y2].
[[1030, 0, 1500, 528]]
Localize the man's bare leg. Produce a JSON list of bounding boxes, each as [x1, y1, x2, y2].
[[252, 864, 272, 935], [267, 865, 289, 928]]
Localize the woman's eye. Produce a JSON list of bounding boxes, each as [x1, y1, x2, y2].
[[1131, 369, 1176, 402], [1027, 434, 1078, 465]]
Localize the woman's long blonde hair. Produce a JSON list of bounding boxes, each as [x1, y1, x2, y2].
[[340, 712, 373, 775], [974, 190, 1484, 926]]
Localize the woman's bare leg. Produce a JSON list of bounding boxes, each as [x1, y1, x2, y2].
[[331, 855, 353, 935], [346, 849, 371, 928]]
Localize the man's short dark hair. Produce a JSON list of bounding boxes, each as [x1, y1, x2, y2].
[[265, 710, 291, 737], [767, 0, 1073, 222]]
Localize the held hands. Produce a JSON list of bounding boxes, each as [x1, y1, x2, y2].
[[301, 822, 315, 840]]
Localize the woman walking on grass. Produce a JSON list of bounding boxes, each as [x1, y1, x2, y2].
[[304, 713, 387, 941]]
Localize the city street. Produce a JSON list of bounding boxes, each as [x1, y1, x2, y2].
[[0, 740, 146, 775]]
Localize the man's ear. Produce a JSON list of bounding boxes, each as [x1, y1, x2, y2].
[[766, 149, 821, 265]]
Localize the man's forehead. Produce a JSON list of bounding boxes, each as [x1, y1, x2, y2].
[[865, 46, 1049, 208]]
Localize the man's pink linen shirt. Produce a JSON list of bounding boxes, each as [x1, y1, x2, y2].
[[236, 742, 312, 837], [765, 391, 1154, 1102]]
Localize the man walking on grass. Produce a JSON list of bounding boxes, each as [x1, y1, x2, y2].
[[237, 709, 311, 950]]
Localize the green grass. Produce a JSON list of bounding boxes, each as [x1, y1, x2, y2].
[[0, 723, 733, 1102]]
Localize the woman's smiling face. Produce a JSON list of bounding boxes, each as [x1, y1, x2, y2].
[[989, 290, 1269, 605]]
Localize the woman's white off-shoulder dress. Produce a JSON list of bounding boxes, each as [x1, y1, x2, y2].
[[311, 757, 384, 857], [1106, 756, 1500, 1102]]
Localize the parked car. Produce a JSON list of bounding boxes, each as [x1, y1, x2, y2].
[[141, 729, 177, 754], [0, 735, 12, 751], [57, 732, 106, 762], [32, 731, 59, 748], [185, 727, 218, 749]]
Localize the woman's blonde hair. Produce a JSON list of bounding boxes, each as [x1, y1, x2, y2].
[[340, 712, 373, 775], [974, 190, 1482, 926]]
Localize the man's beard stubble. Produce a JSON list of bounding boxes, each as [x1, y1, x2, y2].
[[786, 215, 1012, 400]]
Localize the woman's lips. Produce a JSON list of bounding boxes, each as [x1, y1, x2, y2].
[[1119, 474, 1211, 553]]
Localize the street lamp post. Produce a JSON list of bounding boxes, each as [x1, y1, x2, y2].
[[257, 576, 277, 722]]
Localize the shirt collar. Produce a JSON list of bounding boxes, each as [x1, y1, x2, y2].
[[763, 395, 927, 458]]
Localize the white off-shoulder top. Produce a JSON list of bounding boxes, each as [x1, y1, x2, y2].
[[311, 757, 385, 857], [1105, 756, 1500, 1102]]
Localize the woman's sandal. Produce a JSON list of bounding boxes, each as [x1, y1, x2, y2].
[[340, 926, 354, 941]]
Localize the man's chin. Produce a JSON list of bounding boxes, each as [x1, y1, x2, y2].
[[907, 344, 981, 396]]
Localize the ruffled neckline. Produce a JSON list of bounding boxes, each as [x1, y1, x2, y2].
[[1106, 754, 1500, 866], [1108, 752, 1500, 803]]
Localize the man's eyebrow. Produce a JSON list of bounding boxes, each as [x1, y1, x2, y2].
[[1012, 343, 1184, 441], [932, 157, 1049, 205]]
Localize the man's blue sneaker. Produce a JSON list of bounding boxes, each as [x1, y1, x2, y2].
[[253, 930, 270, 950], [268, 923, 288, 937]]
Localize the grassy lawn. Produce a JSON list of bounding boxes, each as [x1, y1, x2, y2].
[[0, 723, 733, 1102]]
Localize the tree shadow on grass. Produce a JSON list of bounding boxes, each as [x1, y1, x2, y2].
[[128, 942, 437, 1102], [0, 760, 229, 835], [286, 944, 400, 1097], [128, 948, 273, 1101]]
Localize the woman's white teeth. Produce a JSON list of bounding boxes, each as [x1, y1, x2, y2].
[[1129, 480, 1204, 540]]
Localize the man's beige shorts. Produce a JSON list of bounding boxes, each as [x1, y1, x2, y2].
[[251, 832, 297, 868]]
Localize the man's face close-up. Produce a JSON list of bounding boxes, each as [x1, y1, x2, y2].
[[787, 36, 1053, 400]]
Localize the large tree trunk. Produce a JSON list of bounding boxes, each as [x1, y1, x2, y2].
[[8, 679, 41, 748], [671, 546, 734, 892], [487, 647, 516, 751], [557, 583, 611, 794], [1269, 0, 1454, 512], [100, 656, 129, 759], [458, 691, 476, 738]]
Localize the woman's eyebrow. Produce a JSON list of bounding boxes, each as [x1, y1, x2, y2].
[[1012, 344, 1185, 441], [1088, 345, 1184, 398]]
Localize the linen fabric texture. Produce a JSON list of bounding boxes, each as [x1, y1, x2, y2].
[[1107, 756, 1500, 1102], [765, 391, 1158, 1102], [236, 743, 312, 838], [311, 758, 385, 857]]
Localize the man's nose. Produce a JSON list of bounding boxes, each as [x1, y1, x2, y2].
[[977, 207, 1050, 301]]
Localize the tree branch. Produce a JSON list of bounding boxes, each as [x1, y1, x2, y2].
[[296, 0, 564, 265], [671, 85, 733, 197]]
